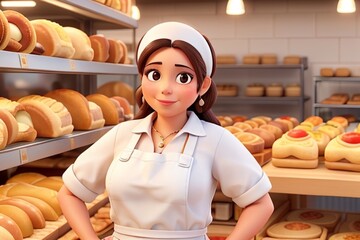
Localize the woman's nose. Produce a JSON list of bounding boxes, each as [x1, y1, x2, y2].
[[160, 79, 173, 95]]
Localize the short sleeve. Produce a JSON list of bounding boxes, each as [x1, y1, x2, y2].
[[212, 129, 272, 208], [62, 125, 120, 202]]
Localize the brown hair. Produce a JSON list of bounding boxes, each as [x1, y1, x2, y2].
[[134, 37, 220, 125]]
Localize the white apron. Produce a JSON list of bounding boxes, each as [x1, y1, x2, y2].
[[106, 132, 210, 240]]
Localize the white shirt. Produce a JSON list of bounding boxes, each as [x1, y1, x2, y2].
[[63, 111, 271, 238]]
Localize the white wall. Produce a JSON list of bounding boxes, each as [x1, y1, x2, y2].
[[100, 0, 360, 119]]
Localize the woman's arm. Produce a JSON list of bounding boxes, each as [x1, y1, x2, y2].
[[226, 193, 274, 240], [58, 185, 99, 240]]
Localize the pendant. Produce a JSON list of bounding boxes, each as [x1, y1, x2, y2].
[[158, 142, 164, 148]]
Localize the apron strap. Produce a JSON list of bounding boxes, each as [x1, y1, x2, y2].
[[178, 134, 198, 168], [118, 133, 141, 162]]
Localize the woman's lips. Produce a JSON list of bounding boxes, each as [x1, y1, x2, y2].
[[157, 99, 176, 105]]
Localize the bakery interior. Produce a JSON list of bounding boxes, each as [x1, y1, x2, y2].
[[1, 0, 360, 239]]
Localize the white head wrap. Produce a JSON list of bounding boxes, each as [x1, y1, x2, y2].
[[136, 21, 214, 76]]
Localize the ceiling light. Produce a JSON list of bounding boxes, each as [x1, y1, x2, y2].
[[337, 0, 356, 13], [226, 0, 245, 15], [1, 1, 36, 7]]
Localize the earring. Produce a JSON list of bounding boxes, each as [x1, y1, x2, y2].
[[142, 96, 144, 103], [199, 97, 205, 107]]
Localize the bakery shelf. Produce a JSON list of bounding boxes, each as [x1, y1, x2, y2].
[[217, 62, 307, 70], [313, 103, 360, 109], [314, 76, 360, 83], [216, 96, 310, 105], [0, 126, 112, 171], [263, 162, 360, 198], [0, 51, 137, 75]]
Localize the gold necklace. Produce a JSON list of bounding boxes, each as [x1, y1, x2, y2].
[[152, 126, 180, 148]]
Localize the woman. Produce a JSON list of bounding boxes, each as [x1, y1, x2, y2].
[[58, 21, 274, 240]]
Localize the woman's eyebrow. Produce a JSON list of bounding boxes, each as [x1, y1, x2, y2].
[[146, 61, 162, 67], [175, 64, 194, 71]]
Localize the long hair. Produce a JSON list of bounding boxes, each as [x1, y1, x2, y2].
[[134, 38, 220, 125]]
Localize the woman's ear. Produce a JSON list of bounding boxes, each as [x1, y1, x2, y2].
[[199, 76, 212, 96]]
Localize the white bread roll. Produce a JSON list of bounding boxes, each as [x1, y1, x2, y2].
[[45, 89, 105, 130], [324, 132, 360, 171], [31, 19, 75, 58], [63, 27, 94, 61], [272, 129, 319, 169], [17, 95, 74, 138], [0, 213, 22, 240]]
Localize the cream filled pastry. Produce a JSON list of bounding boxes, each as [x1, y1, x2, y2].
[[272, 129, 319, 168], [324, 132, 360, 172]]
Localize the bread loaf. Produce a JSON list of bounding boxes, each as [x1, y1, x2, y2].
[[0, 225, 15, 240], [107, 38, 123, 63], [31, 19, 75, 58], [111, 96, 133, 120], [13, 196, 59, 221], [86, 93, 122, 125], [45, 89, 105, 130], [272, 129, 319, 169], [17, 95, 74, 137], [0, 109, 18, 145], [97, 81, 135, 105], [246, 128, 275, 148], [89, 34, 109, 62], [63, 27, 94, 61], [283, 55, 301, 64], [320, 68, 334, 77]]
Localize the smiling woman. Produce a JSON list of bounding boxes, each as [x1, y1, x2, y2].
[[58, 21, 274, 240]]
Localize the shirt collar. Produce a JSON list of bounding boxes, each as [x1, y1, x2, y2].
[[132, 111, 206, 137]]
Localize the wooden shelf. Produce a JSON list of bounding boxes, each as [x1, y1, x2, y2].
[[263, 161, 360, 198]]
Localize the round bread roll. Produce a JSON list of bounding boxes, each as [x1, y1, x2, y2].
[[233, 122, 252, 131], [266, 83, 283, 97], [233, 132, 265, 154], [245, 83, 265, 97], [259, 124, 283, 140], [89, 34, 109, 62], [286, 209, 340, 229], [225, 126, 243, 134], [246, 128, 275, 148], [304, 115, 323, 127], [266, 221, 323, 239], [329, 232, 360, 240], [63, 27, 94, 61], [285, 83, 301, 97]]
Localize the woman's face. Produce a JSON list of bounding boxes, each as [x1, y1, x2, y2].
[[141, 47, 199, 119]]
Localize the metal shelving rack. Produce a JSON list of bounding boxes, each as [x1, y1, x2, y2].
[[214, 58, 309, 121], [0, 1, 138, 171]]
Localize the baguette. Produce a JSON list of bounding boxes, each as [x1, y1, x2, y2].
[[45, 89, 105, 130], [17, 95, 74, 137], [0, 205, 33, 238], [0, 197, 45, 229], [0, 213, 22, 240]]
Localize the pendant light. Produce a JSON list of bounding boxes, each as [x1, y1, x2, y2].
[[337, 0, 356, 13], [1, 1, 36, 7], [226, 0, 245, 15]]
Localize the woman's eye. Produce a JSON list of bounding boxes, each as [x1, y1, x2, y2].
[[176, 73, 193, 84], [146, 70, 161, 81]]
